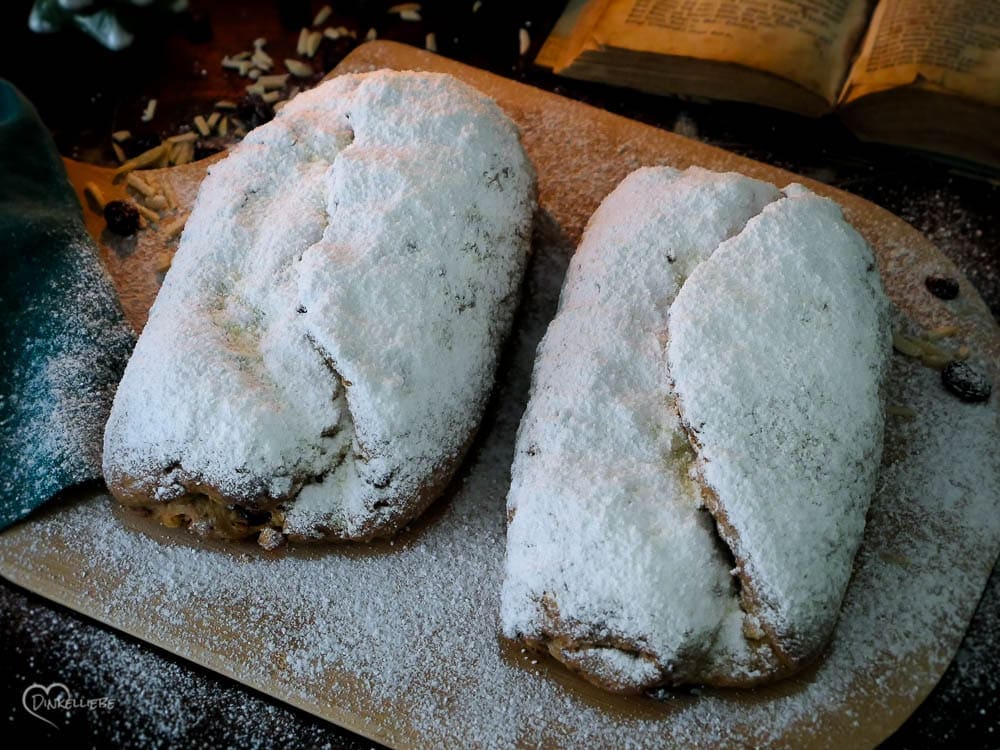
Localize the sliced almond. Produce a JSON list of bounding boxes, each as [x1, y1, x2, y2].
[[165, 132, 198, 144], [892, 333, 925, 358], [305, 30, 323, 58], [113, 143, 167, 179], [146, 194, 169, 212], [257, 73, 289, 90], [251, 48, 274, 71], [162, 213, 189, 238], [285, 58, 314, 78], [162, 179, 178, 210], [313, 5, 332, 26], [133, 201, 160, 223], [193, 115, 211, 137], [926, 325, 961, 341], [126, 172, 156, 197]]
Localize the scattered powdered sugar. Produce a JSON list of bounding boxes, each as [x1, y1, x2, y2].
[[102, 71, 535, 540], [892, 188, 999, 320], [1, 584, 371, 750], [2, 207, 997, 745], [885, 563, 1000, 747]]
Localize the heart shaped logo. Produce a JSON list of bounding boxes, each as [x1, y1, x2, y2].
[[21, 682, 72, 729]]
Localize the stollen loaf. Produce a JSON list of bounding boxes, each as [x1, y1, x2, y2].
[[103, 71, 536, 545], [501, 166, 890, 692]]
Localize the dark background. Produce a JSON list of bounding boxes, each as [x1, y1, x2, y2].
[[1, 1, 997, 747]]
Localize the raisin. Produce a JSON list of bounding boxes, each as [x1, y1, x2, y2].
[[229, 505, 271, 527], [942, 361, 991, 403], [236, 94, 274, 130], [925, 275, 959, 300], [194, 136, 228, 161], [103, 200, 140, 236], [320, 36, 356, 72]]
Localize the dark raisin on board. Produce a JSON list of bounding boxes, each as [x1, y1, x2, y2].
[[925, 275, 960, 300], [942, 361, 992, 403], [103, 200, 140, 236], [236, 93, 275, 130], [194, 136, 228, 161]]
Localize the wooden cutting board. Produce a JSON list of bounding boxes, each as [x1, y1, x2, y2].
[[1, 41, 998, 749]]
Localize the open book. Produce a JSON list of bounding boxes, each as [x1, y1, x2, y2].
[[538, 0, 1000, 169]]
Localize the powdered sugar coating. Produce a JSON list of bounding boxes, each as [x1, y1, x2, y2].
[[102, 71, 535, 539], [669, 183, 892, 666], [502, 167, 891, 691]]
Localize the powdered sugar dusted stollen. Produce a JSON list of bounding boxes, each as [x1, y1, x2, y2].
[[102, 71, 536, 543], [501, 166, 890, 692]]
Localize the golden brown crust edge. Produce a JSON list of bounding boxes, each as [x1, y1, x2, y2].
[[501, 465, 819, 694], [511, 615, 817, 695], [107, 426, 479, 547]]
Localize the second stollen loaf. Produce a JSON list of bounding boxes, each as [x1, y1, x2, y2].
[[501, 166, 891, 693]]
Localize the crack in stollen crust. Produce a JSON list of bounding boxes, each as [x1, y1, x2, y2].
[[676, 415, 799, 674], [662, 188, 806, 677], [663, 183, 890, 679], [668, 386, 825, 681], [663, 359, 800, 677], [653, 190, 797, 684]]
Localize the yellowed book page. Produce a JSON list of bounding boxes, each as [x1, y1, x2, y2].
[[537, 0, 591, 69], [553, 0, 616, 70], [841, 0, 1000, 107], [555, 0, 873, 104]]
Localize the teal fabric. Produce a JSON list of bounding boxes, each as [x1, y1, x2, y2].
[[0, 79, 134, 529]]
